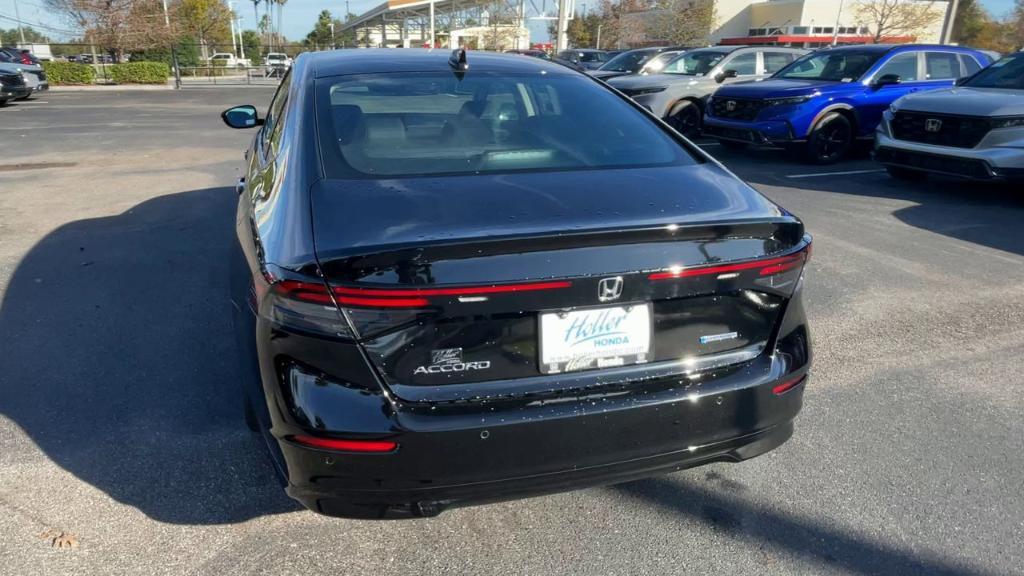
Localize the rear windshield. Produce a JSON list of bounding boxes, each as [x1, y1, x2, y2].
[[316, 71, 694, 178], [600, 50, 652, 72], [776, 50, 884, 81], [965, 54, 1024, 89]]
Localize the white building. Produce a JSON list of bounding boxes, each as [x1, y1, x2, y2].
[[710, 0, 955, 47]]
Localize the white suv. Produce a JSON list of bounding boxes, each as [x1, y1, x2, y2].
[[877, 52, 1024, 181]]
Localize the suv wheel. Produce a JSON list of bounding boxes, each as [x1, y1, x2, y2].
[[885, 165, 928, 181], [666, 100, 701, 137], [0, 98, 8, 107], [805, 112, 853, 164]]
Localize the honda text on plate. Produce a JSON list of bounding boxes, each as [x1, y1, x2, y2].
[[703, 44, 992, 163], [221, 49, 813, 519]]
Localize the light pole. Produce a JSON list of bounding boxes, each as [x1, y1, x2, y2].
[[942, 0, 961, 44], [12, 0, 26, 43], [161, 0, 181, 88], [831, 0, 844, 46]]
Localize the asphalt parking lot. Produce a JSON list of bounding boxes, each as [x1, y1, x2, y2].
[[1, 89, 1022, 576]]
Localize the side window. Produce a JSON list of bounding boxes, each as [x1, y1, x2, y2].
[[261, 71, 291, 156], [925, 52, 960, 80], [875, 52, 919, 82], [763, 52, 794, 74], [960, 54, 982, 76], [725, 52, 758, 75]]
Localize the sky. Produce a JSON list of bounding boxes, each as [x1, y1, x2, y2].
[[0, 0, 1018, 44]]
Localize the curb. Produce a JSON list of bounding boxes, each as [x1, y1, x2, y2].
[[49, 82, 176, 91]]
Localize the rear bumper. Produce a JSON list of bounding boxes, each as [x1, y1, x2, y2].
[[703, 117, 800, 146], [272, 345, 808, 518], [292, 418, 798, 519]]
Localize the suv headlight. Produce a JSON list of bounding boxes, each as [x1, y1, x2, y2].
[[765, 94, 815, 107], [625, 86, 666, 96], [991, 116, 1024, 130]]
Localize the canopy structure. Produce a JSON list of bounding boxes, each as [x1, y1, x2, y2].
[[339, 0, 562, 50]]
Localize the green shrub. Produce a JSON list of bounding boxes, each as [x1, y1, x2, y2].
[[40, 61, 96, 85], [109, 61, 170, 84]]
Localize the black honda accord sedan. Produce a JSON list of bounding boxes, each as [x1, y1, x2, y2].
[[221, 48, 812, 518]]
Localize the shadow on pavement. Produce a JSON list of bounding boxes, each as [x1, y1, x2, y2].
[[0, 187, 300, 524], [713, 143, 1024, 257], [616, 475, 996, 576]]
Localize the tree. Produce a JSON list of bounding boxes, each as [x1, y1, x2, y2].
[[241, 29, 262, 61], [174, 0, 233, 58], [595, 0, 650, 49], [1, 27, 51, 44], [854, 0, 944, 43], [305, 9, 335, 48], [648, 0, 714, 46], [43, 0, 175, 60]]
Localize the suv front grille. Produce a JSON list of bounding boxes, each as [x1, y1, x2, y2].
[[891, 111, 992, 149], [710, 97, 768, 121], [0, 73, 25, 88]]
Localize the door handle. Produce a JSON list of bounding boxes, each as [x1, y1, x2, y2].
[[236, 177, 246, 195]]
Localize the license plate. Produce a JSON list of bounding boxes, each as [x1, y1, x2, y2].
[[539, 304, 652, 374]]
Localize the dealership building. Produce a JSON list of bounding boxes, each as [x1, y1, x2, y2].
[[708, 0, 956, 47]]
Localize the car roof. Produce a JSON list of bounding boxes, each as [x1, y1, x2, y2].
[[311, 48, 578, 78], [818, 43, 979, 54]]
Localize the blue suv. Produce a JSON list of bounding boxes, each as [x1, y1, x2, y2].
[[703, 44, 993, 163]]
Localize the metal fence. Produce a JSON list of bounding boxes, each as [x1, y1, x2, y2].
[[177, 65, 288, 86]]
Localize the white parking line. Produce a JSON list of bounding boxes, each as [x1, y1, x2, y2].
[[786, 169, 885, 179]]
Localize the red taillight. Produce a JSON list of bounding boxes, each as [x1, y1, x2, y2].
[[290, 435, 398, 453], [335, 295, 430, 308], [772, 375, 806, 395], [330, 280, 572, 308], [272, 280, 333, 304], [648, 246, 809, 281], [332, 280, 571, 298]]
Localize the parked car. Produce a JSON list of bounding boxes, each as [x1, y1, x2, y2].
[[219, 48, 812, 519], [505, 49, 551, 60], [556, 48, 609, 70], [609, 45, 809, 137], [264, 52, 293, 68], [588, 47, 690, 81], [209, 52, 250, 67], [1, 47, 39, 65], [703, 44, 993, 164], [0, 50, 47, 98], [0, 70, 30, 105], [876, 51, 1024, 181]]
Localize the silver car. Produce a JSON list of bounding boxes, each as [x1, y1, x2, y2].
[[0, 59, 47, 99], [876, 52, 1024, 181], [608, 46, 808, 136]]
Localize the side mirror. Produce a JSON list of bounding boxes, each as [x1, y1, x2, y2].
[[872, 73, 901, 89], [715, 69, 738, 83], [221, 105, 263, 129]]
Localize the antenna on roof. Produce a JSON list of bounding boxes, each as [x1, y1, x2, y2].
[[449, 48, 469, 71]]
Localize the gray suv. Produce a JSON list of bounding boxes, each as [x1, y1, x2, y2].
[[876, 52, 1024, 181], [607, 46, 808, 136]]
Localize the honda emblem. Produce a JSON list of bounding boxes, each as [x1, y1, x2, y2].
[[726, 100, 737, 112], [597, 277, 624, 302], [925, 118, 943, 133]]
